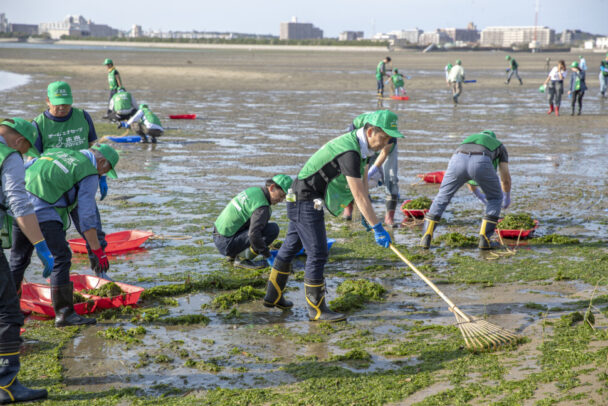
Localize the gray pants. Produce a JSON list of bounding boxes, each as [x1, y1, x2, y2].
[[428, 153, 502, 220], [506, 69, 522, 84], [600, 73, 608, 96], [450, 81, 462, 102], [547, 80, 563, 107], [370, 144, 399, 200], [132, 122, 163, 143]]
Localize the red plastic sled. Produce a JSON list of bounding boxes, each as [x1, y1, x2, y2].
[[417, 171, 445, 184], [169, 114, 196, 119], [68, 230, 153, 254], [20, 282, 99, 316], [70, 274, 144, 309], [400, 200, 430, 219], [496, 220, 539, 239], [390, 95, 410, 101]]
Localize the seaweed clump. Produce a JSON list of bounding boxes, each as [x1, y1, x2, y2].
[[433, 233, 478, 248], [497, 213, 535, 230], [532, 234, 579, 245], [83, 282, 124, 297], [329, 279, 387, 312], [211, 286, 265, 310], [402, 197, 432, 210]]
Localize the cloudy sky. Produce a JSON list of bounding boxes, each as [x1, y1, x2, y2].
[[3, 0, 607, 37]]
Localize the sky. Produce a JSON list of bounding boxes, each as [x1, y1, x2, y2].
[[2, 0, 607, 37]]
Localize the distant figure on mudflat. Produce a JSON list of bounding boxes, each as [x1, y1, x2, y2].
[[103, 58, 123, 118], [447, 59, 465, 104], [568, 61, 587, 116], [543, 60, 567, 116], [505, 55, 523, 85], [376, 56, 392, 97]]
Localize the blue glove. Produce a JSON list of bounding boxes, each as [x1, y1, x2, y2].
[[99, 176, 108, 201], [502, 191, 511, 209], [119, 121, 130, 128], [372, 222, 391, 248], [361, 217, 372, 232], [472, 188, 487, 204], [34, 240, 54, 278]]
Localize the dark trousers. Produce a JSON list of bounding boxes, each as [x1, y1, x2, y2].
[[0, 249, 23, 353], [70, 207, 107, 267], [377, 79, 384, 95], [10, 221, 71, 291], [547, 80, 564, 107], [213, 222, 279, 258], [276, 201, 327, 280], [108, 110, 136, 122], [571, 90, 584, 113]]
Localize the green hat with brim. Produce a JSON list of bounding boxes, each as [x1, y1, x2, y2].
[[272, 174, 293, 193], [103, 58, 113, 65], [505, 55, 511, 60], [1, 118, 37, 149], [47, 81, 73, 105], [570, 61, 579, 68], [139, 104, 148, 109], [364, 110, 404, 138], [456, 59, 462, 65], [92, 144, 119, 179], [481, 130, 496, 139]]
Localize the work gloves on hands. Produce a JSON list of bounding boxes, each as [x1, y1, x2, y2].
[[34, 240, 54, 278], [472, 187, 487, 204], [367, 165, 384, 186], [502, 192, 511, 209], [117, 121, 130, 129], [91, 248, 109, 275], [99, 176, 108, 201], [372, 222, 391, 248]]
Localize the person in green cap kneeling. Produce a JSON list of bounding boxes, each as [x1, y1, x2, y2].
[[103, 58, 123, 118], [0, 118, 53, 404], [213, 175, 292, 270], [10, 144, 119, 327], [108, 88, 137, 122], [264, 110, 402, 322], [123, 104, 164, 143]]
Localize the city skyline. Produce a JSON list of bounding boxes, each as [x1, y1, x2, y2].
[[2, 0, 607, 37]]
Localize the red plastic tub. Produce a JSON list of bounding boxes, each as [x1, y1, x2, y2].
[[417, 171, 445, 184], [70, 274, 145, 309], [68, 230, 153, 254], [400, 200, 430, 219], [20, 282, 99, 316], [169, 114, 196, 119], [496, 220, 539, 239], [390, 95, 410, 101]]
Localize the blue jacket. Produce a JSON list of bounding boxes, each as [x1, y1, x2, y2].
[[569, 70, 587, 93]]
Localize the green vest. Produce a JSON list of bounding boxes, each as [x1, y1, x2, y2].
[[462, 133, 503, 186], [34, 108, 90, 151], [298, 131, 367, 217], [510, 59, 518, 70], [26, 149, 98, 205], [391, 74, 404, 87], [214, 187, 270, 237], [0, 144, 20, 247], [112, 92, 134, 111], [142, 108, 161, 126], [376, 61, 385, 80], [108, 68, 119, 90], [602, 61, 608, 77]]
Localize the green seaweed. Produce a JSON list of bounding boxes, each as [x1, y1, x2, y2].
[[158, 314, 210, 326], [532, 234, 580, 245], [329, 279, 386, 312], [98, 326, 147, 343], [433, 232, 478, 248], [497, 212, 535, 230], [83, 282, 124, 297], [402, 196, 432, 210], [211, 286, 265, 310]]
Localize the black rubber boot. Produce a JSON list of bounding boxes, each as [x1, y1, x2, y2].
[[479, 215, 500, 250], [420, 214, 440, 249], [385, 195, 398, 226], [263, 259, 293, 309], [51, 282, 96, 327], [0, 353, 47, 404], [304, 278, 346, 322]]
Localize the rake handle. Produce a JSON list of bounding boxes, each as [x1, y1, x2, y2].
[[389, 244, 469, 320]]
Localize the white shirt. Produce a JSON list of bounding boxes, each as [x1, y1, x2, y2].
[[126, 109, 164, 131], [356, 128, 370, 159], [579, 58, 587, 71], [548, 66, 567, 81], [447, 65, 465, 83]]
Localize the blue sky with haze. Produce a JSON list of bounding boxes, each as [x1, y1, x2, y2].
[[3, 0, 606, 37]]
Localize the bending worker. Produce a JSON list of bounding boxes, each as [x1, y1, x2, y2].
[[10, 144, 119, 327], [0, 119, 52, 404], [108, 88, 137, 122], [103, 58, 123, 118], [420, 130, 511, 250], [263, 110, 401, 322], [505, 55, 523, 85], [123, 104, 164, 143], [213, 175, 292, 270]]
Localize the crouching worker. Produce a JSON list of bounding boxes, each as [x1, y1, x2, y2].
[[10, 144, 119, 327], [420, 130, 511, 250], [0, 119, 52, 403], [264, 110, 401, 322], [108, 88, 137, 122], [213, 174, 292, 270], [122, 104, 164, 143]]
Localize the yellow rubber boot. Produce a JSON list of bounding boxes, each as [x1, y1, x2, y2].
[[479, 215, 500, 250], [304, 279, 346, 322], [263, 263, 293, 310], [419, 217, 438, 249]]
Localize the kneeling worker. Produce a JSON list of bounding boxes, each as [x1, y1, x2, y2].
[[213, 175, 292, 269], [108, 88, 137, 122], [122, 104, 164, 143], [420, 130, 511, 250], [10, 144, 119, 327]]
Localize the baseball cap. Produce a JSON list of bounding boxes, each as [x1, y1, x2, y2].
[[272, 174, 293, 193], [92, 144, 119, 179], [505, 55, 511, 60], [0, 118, 37, 148], [481, 130, 496, 139], [456, 59, 462, 65], [103, 58, 113, 65], [47, 81, 73, 105], [364, 110, 404, 138], [139, 104, 148, 109], [570, 61, 579, 68]]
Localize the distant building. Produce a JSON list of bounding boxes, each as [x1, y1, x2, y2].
[[339, 31, 363, 41], [9, 24, 38, 36], [597, 37, 608, 49], [560, 29, 596, 44], [480, 26, 555, 47], [0, 13, 8, 33], [388, 29, 422, 44], [418, 30, 451, 46], [130, 24, 143, 38], [39, 15, 118, 39], [440, 23, 479, 43], [280, 17, 323, 40]]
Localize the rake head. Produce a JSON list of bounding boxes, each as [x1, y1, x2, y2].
[[451, 308, 522, 351]]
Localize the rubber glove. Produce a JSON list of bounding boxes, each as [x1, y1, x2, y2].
[[372, 222, 391, 248], [117, 121, 129, 129], [34, 240, 54, 278], [502, 191, 511, 209], [361, 216, 372, 232], [472, 188, 487, 204], [367, 165, 384, 185], [91, 248, 109, 274], [99, 176, 108, 201]]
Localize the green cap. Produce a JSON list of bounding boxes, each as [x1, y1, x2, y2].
[[447, 63, 453, 69], [456, 59, 462, 65], [570, 61, 579, 68], [394, 68, 399, 73], [505, 55, 511, 60], [481, 130, 496, 139], [92, 144, 119, 179], [272, 174, 293, 193], [0, 118, 37, 148], [365, 110, 404, 138], [47, 81, 73, 105], [139, 104, 148, 109], [579, 55, 583, 59], [103, 58, 113, 65]]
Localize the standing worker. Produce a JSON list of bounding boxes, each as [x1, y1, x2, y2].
[[213, 175, 292, 271], [578, 55, 587, 71], [447, 59, 465, 104], [568, 61, 587, 116], [10, 144, 119, 327], [444, 63, 453, 85], [263, 110, 401, 322], [419, 130, 511, 250], [376, 56, 392, 98], [123, 104, 164, 143], [103, 58, 123, 118], [108, 88, 137, 122], [600, 53, 608, 98], [505, 55, 523, 85], [543, 60, 567, 116], [0, 118, 52, 404]]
